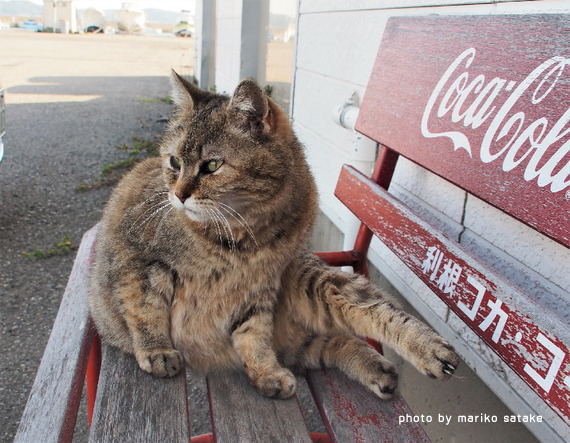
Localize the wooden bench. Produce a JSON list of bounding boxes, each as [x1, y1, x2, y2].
[[15, 12, 569, 442]]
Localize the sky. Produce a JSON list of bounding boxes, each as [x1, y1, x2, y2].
[[14, 0, 296, 15]]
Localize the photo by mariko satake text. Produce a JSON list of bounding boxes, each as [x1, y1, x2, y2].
[[399, 413, 543, 426]]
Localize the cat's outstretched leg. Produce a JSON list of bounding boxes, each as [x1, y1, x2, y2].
[[291, 334, 399, 399], [321, 271, 459, 380], [290, 253, 459, 381]]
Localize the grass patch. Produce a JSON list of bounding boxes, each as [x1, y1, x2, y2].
[[138, 96, 174, 104], [77, 135, 160, 191], [22, 236, 78, 259]]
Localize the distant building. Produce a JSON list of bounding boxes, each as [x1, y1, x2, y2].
[[115, 3, 145, 34], [79, 8, 106, 33], [43, 0, 77, 33]]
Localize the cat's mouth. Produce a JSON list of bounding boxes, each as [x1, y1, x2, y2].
[[169, 193, 208, 223], [169, 191, 259, 247]]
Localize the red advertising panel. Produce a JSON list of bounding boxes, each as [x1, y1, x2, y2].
[[356, 15, 570, 247]]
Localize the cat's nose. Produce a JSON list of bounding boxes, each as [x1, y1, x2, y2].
[[175, 191, 188, 203]]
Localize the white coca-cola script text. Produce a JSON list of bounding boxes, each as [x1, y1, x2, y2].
[[421, 48, 570, 193]]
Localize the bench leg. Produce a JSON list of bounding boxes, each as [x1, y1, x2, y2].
[[190, 433, 214, 443], [310, 432, 331, 443], [86, 331, 102, 427]]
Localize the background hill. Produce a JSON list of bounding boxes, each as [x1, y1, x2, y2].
[[0, 1, 185, 24], [0, 1, 42, 16]]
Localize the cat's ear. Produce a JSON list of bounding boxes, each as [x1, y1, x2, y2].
[[170, 70, 210, 110], [228, 79, 272, 135]]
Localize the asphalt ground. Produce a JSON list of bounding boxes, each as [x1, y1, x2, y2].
[[0, 30, 195, 441]]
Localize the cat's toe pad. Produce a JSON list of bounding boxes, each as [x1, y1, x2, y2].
[[136, 348, 183, 378], [366, 360, 399, 399], [250, 367, 297, 399]]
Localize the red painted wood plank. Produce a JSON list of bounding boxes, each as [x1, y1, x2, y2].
[[335, 165, 570, 425], [306, 368, 430, 443], [356, 15, 570, 248]]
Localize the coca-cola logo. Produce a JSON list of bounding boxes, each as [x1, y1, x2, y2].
[[421, 48, 570, 194]]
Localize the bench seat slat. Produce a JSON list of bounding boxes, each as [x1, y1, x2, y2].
[[14, 226, 99, 443], [207, 370, 312, 442], [335, 164, 570, 425], [89, 345, 190, 442], [306, 368, 430, 442]]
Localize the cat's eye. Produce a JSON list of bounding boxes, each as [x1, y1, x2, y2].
[[170, 156, 181, 171], [204, 159, 224, 173]]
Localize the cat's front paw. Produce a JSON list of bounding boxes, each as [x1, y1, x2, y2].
[[247, 365, 297, 399], [418, 338, 460, 381], [364, 359, 399, 400], [135, 348, 183, 378]]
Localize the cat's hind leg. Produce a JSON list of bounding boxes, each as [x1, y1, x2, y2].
[[292, 334, 399, 399]]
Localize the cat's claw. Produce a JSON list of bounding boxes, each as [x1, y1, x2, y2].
[[416, 338, 460, 381]]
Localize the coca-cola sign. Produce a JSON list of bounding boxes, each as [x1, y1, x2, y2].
[[421, 48, 570, 195], [357, 14, 570, 247]]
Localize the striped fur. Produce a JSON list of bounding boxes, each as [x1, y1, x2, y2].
[[88, 74, 459, 400]]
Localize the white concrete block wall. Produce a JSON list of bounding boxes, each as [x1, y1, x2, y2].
[[214, 0, 243, 94], [292, 0, 570, 441], [213, 0, 268, 95]]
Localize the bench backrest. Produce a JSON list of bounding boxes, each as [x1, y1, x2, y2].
[[342, 14, 569, 426], [357, 14, 570, 248]]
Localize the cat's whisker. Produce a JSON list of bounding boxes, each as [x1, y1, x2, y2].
[[130, 200, 171, 234], [206, 207, 232, 255], [131, 191, 170, 212], [129, 202, 169, 234], [212, 207, 237, 253], [140, 202, 171, 227], [204, 208, 223, 246], [154, 207, 174, 241], [128, 196, 171, 233], [218, 203, 259, 248]]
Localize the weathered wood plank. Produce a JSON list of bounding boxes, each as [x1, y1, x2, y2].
[[89, 345, 190, 442], [357, 14, 570, 247], [335, 164, 570, 425], [14, 226, 99, 443], [207, 370, 312, 442], [306, 368, 430, 442]]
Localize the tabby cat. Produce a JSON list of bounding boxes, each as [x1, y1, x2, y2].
[[88, 72, 459, 400]]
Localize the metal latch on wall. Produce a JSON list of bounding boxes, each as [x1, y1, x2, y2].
[[331, 92, 377, 175]]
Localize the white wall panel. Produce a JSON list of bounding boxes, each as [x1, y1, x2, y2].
[[296, 11, 387, 86], [293, 122, 353, 230], [292, 70, 364, 155]]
